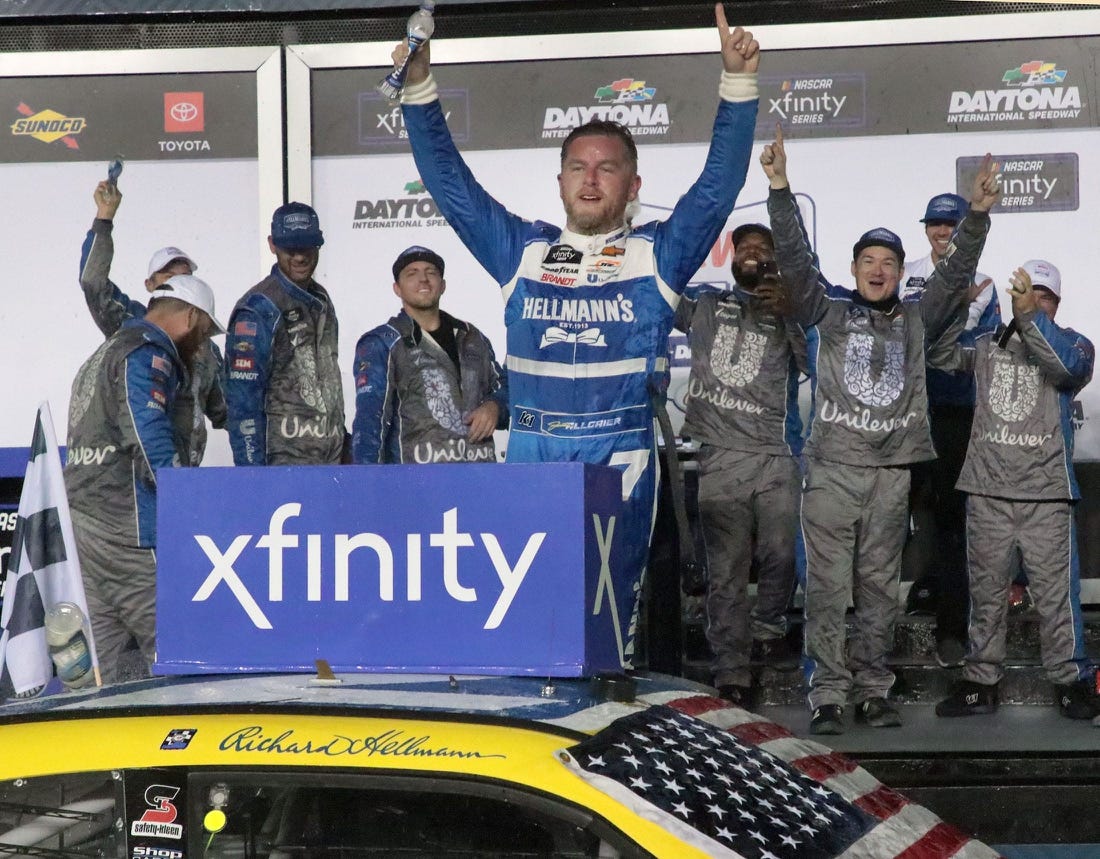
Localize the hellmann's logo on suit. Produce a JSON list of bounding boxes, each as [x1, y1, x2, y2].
[[189, 503, 546, 631]]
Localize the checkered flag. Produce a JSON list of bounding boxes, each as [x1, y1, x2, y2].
[[0, 403, 98, 699]]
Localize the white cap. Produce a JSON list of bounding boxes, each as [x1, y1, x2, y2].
[[1022, 259, 1061, 298], [147, 246, 198, 278], [149, 274, 225, 334]]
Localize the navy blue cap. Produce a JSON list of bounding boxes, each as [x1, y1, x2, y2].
[[920, 193, 968, 224], [271, 202, 324, 249], [853, 227, 905, 265], [393, 246, 445, 282], [731, 222, 774, 247]]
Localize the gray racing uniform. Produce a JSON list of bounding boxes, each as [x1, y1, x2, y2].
[[947, 313, 1094, 687], [675, 287, 805, 688], [79, 218, 226, 465], [768, 185, 989, 710], [351, 309, 509, 464], [65, 319, 186, 681], [224, 266, 346, 465]]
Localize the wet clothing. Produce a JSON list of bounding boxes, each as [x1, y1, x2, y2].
[[768, 184, 989, 710], [402, 74, 759, 664], [65, 319, 185, 548], [224, 265, 346, 465], [697, 446, 800, 687], [72, 512, 156, 683], [675, 288, 805, 686], [352, 309, 508, 464], [675, 286, 805, 456], [802, 459, 910, 707], [65, 318, 186, 681], [79, 218, 226, 466], [946, 311, 1094, 685], [901, 255, 1001, 644]]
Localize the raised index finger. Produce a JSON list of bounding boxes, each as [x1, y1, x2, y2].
[[775, 122, 785, 149], [715, 3, 729, 39]]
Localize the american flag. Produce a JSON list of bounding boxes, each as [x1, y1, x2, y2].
[[559, 695, 1001, 858], [0, 403, 98, 699]]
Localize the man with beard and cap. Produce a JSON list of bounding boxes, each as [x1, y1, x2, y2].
[[79, 180, 226, 466], [224, 202, 347, 465], [935, 260, 1100, 720], [673, 223, 806, 708], [65, 274, 224, 682], [353, 246, 508, 464], [761, 125, 1000, 734], [900, 192, 1002, 669]]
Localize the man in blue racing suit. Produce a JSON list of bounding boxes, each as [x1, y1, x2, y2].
[[394, 6, 760, 665]]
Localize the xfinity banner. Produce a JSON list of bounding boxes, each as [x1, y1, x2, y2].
[[155, 463, 627, 676]]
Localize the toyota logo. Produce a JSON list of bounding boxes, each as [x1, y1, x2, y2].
[[170, 102, 198, 123]]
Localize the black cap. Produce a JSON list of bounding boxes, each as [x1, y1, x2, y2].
[[731, 222, 774, 248], [392, 246, 445, 281], [852, 227, 905, 266]]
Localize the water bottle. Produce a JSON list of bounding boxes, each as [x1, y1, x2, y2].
[[378, 1, 436, 100], [45, 602, 95, 690]]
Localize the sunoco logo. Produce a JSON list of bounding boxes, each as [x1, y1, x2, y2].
[[351, 179, 448, 230], [542, 78, 670, 140], [11, 102, 85, 149], [948, 61, 1082, 124]]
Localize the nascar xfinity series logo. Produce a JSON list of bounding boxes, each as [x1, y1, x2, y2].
[[956, 152, 1079, 214], [948, 61, 1082, 124], [11, 102, 85, 148], [761, 74, 866, 130], [359, 89, 468, 145], [351, 179, 449, 230], [542, 78, 670, 139]]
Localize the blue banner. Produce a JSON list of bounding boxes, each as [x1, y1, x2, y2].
[[155, 463, 628, 677]]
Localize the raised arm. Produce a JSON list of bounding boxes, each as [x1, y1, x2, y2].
[[395, 38, 530, 287], [79, 181, 145, 337], [918, 155, 998, 337], [653, 8, 759, 290], [1009, 267, 1095, 392], [762, 126, 834, 327]]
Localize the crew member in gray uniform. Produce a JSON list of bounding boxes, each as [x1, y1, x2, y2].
[[901, 192, 1001, 668], [79, 180, 226, 465], [760, 126, 1000, 734], [352, 246, 509, 464], [674, 223, 805, 709], [935, 259, 1100, 720], [66, 275, 224, 682], [224, 202, 347, 465]]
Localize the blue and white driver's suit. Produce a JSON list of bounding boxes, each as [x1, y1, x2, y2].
[[401, 72, 759, 663]]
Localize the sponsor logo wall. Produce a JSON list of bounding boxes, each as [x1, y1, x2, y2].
[[309, 33, 1100, 467], [3, 34, 1100, 474], [0, 67, 267, 466]]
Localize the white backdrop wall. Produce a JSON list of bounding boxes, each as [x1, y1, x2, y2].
[[2, 15, 1100, 470], [295, 11, 1100, 461], [0, 47, 282, 467]]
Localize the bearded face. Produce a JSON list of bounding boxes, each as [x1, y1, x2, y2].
[[731, 231, 777, 290]]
